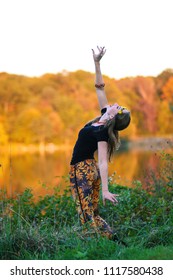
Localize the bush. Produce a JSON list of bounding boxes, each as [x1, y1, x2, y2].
[[0, 152, 173, 259]]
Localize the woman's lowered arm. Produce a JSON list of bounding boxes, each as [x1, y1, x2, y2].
[[98, 141, 119, 206]]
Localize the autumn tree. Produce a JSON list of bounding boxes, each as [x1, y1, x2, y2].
[[0, 73, 31, 114], [0, 69, 173, 144], [162, 76, 173, 106], [155, 69, 173, 98], [133, 76, 158, 134]]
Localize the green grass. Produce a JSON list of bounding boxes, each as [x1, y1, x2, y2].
[[0, 181, 173, 260], [123, 245, 173, 260], [0, 152, 173, 260]]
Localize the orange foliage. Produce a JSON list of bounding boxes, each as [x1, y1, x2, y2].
[[162, 77, 173, 103], [0, 69, 173, 146], [134, 76, 158, 134]]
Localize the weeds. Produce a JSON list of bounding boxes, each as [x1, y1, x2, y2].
[[0, 152, 173, 260]]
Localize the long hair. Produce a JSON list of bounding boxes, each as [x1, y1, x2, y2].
[[106, 111, 131, 160], [86, 111, 131, 161]]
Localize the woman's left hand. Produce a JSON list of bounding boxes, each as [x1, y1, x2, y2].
[[92, 46, 106, 62], [102, 190, 119, 206]]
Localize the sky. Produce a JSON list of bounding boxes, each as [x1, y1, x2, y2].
[[0, 0, 173, 79]]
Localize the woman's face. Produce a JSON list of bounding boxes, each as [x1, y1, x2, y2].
[[106, 103, 129, 117]]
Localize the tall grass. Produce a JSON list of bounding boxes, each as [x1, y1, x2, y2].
[[0, 152, 173, 260]]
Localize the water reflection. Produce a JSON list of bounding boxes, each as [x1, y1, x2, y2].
[[0, 144, 172, 198]]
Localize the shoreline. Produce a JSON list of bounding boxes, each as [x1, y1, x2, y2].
[[128, 136, 173, 151], [0, 136, 173, 154]]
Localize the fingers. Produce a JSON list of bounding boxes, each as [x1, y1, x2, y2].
[[110, 195, 118, 204], [92, 46, 106, 55], [102, 192, 119, 206], [97, 46, 105, 52], [91, 48, 95, 55], [97, 46, 106, 57], [113, 194, 119, 204]]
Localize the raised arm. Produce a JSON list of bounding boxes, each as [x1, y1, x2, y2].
[[92, 46, 109, 110]]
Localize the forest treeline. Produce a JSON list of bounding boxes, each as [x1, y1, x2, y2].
[[0, 69, 173, 146]]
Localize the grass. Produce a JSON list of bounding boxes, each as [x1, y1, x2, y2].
[[0, 186, 173, 260], [0, 152, 173, 260]]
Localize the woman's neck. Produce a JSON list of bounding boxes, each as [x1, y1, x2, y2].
[[99, 112, 110, 123], [91, 119, 106, 127], [96, 120, 106, 124]]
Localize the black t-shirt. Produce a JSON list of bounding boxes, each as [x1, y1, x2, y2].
[[70, 124, 109, 165], [70, 108, 109, 165]]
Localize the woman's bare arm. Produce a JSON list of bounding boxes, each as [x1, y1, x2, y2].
[[92, 46, 109, 110], [98, 141, 119, 205]]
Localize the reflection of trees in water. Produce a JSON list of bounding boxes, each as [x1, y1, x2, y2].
[[109, 151, 139, 187], [109, 150, 170, 189], [1, 151, 71, 198], [134, 152, 160, 188], [1, 148, 172, 198]]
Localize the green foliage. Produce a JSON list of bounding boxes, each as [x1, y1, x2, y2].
[[1, 183, 173, 259], [0, 153, 173, 260]]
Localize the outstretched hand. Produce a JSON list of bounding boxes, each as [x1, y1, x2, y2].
[[92, 46, 106, 62], [102, 190, 119, 206]]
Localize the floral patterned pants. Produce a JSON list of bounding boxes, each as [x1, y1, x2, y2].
[[69, 159, 113, 239]]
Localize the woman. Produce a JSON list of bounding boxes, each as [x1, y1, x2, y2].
[[69, 46, 131, 240]]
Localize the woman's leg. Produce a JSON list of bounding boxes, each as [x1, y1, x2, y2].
[[69, 160, 98, 230], [92, 169, 114, 239], [70, 160, 113, 239]]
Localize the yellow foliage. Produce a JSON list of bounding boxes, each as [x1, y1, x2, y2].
[[157, 101, 173, 134], [0, 70, 173, 145], [162, 77, 173, 103], [0, 122, 8, 145]]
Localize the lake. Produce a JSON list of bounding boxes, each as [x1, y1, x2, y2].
[[0, 138, 172, 198]]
